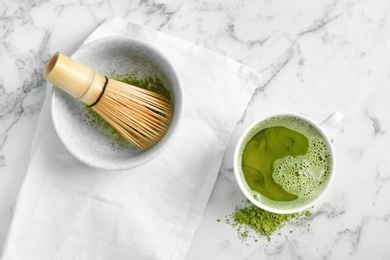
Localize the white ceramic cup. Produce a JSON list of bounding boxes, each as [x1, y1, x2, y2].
[[234, 111, 343, 214]]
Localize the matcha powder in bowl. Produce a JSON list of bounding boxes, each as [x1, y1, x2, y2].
[[223, 201, 312, 242]]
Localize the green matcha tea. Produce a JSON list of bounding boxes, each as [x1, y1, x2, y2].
[[239, 116, 332, 211]]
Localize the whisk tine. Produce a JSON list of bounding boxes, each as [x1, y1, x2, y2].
[[93, 81, 172, 149]]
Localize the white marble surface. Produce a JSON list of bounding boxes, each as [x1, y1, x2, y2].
[[1, 0, 390, 259]]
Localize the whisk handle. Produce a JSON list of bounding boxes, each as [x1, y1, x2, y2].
[[44, 52, 108, 106], [43, 52, 95, 99]]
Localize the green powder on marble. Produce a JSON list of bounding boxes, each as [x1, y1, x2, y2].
[[225, 201, 312, 242], [83, 73, 171, 147]]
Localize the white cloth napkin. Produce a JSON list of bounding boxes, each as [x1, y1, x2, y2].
[[2, 17, 260, 260]]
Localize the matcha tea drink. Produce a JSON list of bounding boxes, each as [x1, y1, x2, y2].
[[237, 115, 332, 212]]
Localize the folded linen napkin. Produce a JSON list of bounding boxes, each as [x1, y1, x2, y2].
[[2, 17, 260, 260]]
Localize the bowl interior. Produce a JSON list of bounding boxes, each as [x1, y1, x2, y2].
[[51, 36, 183, 170]]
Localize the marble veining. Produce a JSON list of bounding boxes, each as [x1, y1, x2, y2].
[[1, 0, 390, 259]]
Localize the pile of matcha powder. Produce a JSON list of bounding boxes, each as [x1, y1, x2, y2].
[[221, 201, 312, 242]]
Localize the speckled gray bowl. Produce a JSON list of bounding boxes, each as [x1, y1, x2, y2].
[[51, 36, 183, 170]]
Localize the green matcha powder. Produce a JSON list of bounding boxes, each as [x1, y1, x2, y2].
[[223, 201, 312, 242]]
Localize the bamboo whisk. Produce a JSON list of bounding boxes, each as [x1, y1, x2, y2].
[[44, 52, 172, 149]]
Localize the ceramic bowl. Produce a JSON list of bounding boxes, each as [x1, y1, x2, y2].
[[51, 36, 183, 170]]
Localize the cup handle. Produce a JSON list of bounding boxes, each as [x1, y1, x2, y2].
[[319, 111, 343, 133]]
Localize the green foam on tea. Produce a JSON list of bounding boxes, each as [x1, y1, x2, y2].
[[238, 116, 331, 211], [242, 126, 309, 201]]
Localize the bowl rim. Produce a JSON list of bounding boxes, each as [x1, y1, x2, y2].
[[233, 113, 336, 214], [51, 36, 184, 170]]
